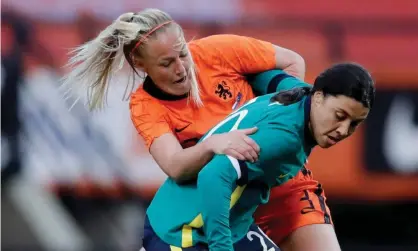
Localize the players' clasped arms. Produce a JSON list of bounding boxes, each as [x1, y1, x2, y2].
[[61, 7, 375, 251]]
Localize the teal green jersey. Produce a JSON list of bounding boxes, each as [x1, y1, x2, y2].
[[146, 72, 316, 251]]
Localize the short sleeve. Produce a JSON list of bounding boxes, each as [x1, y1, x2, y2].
[[249, 69, 312, 95], [190, 34, 276, 74], [130, 92, 172, 150]]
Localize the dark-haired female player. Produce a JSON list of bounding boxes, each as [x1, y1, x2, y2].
[[142, 62, 375, 251]]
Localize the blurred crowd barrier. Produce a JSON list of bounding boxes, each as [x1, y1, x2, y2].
[[1, 1, 418, 250]]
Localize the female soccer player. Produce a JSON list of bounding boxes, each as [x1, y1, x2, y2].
[[62, 8, 346, 251], [142, 62, 375, 251]]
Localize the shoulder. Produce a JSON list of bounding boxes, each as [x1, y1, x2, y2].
[[258, 96, 307, 141], [187, 35, 241, 61], [189, 34, 242, 46], [253, 121, 302, 163], [130, 86, 166, 119], [189, 34, 267, 49]]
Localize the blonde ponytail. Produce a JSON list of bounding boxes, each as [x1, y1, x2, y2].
[[61, 8, 203, 111], [187, 55, 203, 107], [61, 12, 140, 110]]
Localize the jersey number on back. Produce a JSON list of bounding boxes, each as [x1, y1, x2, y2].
[[247, 230, 276, 251]]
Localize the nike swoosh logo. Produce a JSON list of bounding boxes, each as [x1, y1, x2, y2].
[[175, 124, 191, 133], [383, 95, 418, 173], [278, 173, 290, 179]]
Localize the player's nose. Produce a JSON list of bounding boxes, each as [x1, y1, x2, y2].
[[336, 121, 350, 138]]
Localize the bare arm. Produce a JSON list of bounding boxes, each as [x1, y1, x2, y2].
[[201, 35, 304, 80], [130, 94, 259, 183], [248, 45, 307, 95], [150, 133, 214, 183], [149, 127, 259, 183], [273, 45, 306, 80]]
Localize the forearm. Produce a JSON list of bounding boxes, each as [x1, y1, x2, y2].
[[198, 156, 237, 251], [168, 140, 214, 183]]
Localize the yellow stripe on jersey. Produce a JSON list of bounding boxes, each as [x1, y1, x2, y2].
[[230, 185, 247, 209], [181, 185, 247, 247], [170, 245, 182, 251], [181, 225, 193, 247]]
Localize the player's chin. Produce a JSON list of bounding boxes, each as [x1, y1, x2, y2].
[[318, 137, 333, 149], [318, 142, 332, 149], [171, 79, 191, 94]]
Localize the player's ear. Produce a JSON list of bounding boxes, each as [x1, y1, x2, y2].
[[132, 57, 145, 71], [312, 91, 324, 107]]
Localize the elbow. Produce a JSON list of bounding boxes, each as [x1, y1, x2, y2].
[[150, 139, 195, 184], [165, 165, 191, 184], [275, 46, 306, 80], [289, 52, 306, 79], [170, 170, 189, 184], [294, 52, 305, 69], [156, 153, 196, 184]]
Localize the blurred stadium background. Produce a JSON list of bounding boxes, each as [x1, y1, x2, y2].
[[1, 1, 418, 250]]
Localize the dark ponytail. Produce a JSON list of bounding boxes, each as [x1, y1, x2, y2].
[[270, 86, 312, 105]]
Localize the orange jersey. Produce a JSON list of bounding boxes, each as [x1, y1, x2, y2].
[[130, 34, 276, 149]]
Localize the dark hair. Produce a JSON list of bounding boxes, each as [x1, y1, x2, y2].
[[271, 62, 375, 108], [270, 86, 312, 105]]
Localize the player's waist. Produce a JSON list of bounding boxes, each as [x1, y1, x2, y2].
[[145, 213, 255, 248], [145, 213, 205, 247]]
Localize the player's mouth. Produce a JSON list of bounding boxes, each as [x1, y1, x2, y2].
[[173, 75, 187, 85], [327, 135, 339, 145]]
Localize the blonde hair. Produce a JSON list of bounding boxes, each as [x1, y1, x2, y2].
[[61, 8, 202, 111]]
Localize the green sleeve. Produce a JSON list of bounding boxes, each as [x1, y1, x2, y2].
[[197, 127, 300, 251], [197, 155, 239, 251], [248, 69, 311, 95], [196, 120, 301, 251]]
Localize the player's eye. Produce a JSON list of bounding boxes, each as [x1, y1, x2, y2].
[[335, 113, 346, 121], [160, 61, 171, 67]]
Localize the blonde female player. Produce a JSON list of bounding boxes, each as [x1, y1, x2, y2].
[[62, 8, 340, 251]]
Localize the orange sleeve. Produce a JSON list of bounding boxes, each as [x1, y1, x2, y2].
[[191, 34, 276, 74], [130, 93, 172, 150]]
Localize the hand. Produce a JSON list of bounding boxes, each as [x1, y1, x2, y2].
[[206, 127, 260, 162]]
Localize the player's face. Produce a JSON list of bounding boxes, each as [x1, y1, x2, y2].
[[139, 27, 192, 96], [310, 91, 369, 148]]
